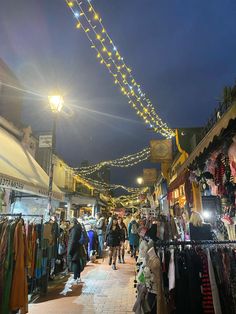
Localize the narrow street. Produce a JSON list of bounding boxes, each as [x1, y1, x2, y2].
[[29, 255, 136, 314]]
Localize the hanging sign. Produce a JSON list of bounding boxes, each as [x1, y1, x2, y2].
[[143, 168, 158, 185], [39, 135, 52, 148], [150, 139, 172, 163]]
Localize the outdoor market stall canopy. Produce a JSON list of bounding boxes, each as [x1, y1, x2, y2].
[[0, 126, 64, 201], [178, 102, 236, 175], [71, 195, 106, 207]]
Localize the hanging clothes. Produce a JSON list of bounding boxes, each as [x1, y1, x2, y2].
[[134, 240, 236, 314], [10, 220, 28, 314], [2, 221, 17, 314]]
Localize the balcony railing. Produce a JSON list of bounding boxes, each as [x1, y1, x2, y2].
[[200, 99, 234, 140]]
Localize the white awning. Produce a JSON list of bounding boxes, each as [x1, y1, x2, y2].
[[0, 126, 64, 201], [71, 195, 106, 206]]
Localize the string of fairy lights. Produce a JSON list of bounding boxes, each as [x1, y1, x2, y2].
[[76, 147, 150, 175], [78, 174, 143, 193], [111, 192, 146, 207], [65, 0, 174, 138]]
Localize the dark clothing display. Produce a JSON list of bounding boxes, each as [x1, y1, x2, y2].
[[189, 223, 213, 241], [175, 249, 203, 314], [198, 250, 215, 313], [134, 238, 236, 314]]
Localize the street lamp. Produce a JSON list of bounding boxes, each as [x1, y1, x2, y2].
[[47, 95, 64, 215], [137, 177, 144, 185], [49, 95, 64, 113]]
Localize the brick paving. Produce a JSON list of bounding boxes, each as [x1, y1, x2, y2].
[[29, 255, 136, 314]]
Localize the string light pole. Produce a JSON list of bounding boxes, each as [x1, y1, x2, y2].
[[47, 95, 64, 216]]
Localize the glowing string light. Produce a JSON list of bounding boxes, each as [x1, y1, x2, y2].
[[65, 0, 174, 138], [75, 147, 150, 175]]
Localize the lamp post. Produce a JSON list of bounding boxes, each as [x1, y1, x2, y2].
[[137, 177, 144, 185], [47, 95, 63, 216]]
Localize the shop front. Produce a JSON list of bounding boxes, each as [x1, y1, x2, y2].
[[178, 101, 236, 238], [0, 125, 64, 215]]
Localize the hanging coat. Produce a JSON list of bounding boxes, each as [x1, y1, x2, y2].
[[10, 220, 28, 314]]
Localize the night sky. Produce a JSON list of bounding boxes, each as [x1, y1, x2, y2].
[[0, 0, 236, 187]]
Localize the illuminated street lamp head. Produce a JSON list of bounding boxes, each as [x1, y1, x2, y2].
[[48, 95, 64, 113], [137, 177, 144, 185]]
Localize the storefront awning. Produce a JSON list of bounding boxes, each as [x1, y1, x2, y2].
[[0, 126, 64, 200], [178, 102, 236, 174], [71, 195, 105, 207]]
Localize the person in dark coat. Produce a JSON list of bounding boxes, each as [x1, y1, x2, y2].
[[67, 218, 84, 284], [117, 217, 128, 263], [105, 216, 121, 270], [189, 211, 213, 241]]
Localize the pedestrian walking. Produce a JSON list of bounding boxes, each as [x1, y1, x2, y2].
[[105, 216, 121, 270], [80, 222, 90, 262], [85, 223, 98, 261], [95, 213, 106, 258], [128, 216, 140, 259], [67, 218, 84, 284], [117, 217, 128, 263]]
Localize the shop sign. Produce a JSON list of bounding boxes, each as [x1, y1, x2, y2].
[[39, 135, 52, 148], [0, 176, 24, 190], [150, 139, 172, 163], [143, 168, 158, 185]]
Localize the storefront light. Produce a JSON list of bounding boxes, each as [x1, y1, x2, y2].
[[202, 210, 211, 219]]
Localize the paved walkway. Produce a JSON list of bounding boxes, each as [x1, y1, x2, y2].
[[29, 255, 136, 314]]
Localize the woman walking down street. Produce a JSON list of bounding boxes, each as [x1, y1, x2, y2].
[[105, 216, 121, 270], [67, 218, 84, 284], [117, 217, 128, 263], [128, 216, 140, 259]]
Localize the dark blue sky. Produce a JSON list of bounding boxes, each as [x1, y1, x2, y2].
[[0, 0, 236, 186]]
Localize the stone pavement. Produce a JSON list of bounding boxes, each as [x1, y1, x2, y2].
[[29, 255, 136, 314]]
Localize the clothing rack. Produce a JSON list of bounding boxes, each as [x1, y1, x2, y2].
[[155, 240, 236, 247], [0, 213, 43, 217], [0, 213, 22, 216], [0, 213, 44, 224]]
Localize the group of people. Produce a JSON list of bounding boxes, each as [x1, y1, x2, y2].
[[95, 213, 140, 270], [65, 212, 141, 281], [66, 209, 215, 282]]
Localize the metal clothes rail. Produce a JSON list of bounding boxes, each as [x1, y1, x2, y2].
[[0, 213, 43, 217], [155, 240, 236, 247]]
